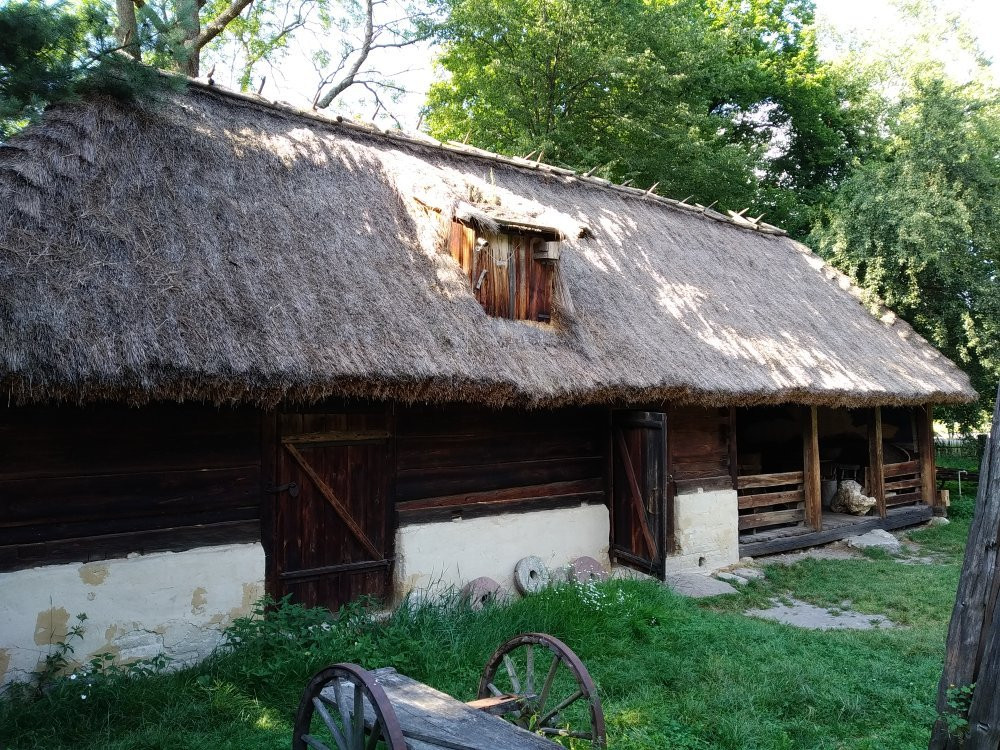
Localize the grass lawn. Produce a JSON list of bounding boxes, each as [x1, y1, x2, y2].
[[0, 488, 977, 750]]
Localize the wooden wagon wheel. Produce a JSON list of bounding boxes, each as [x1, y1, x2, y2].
[[292, 663, 406, 750], [475, 633, 606, 748]]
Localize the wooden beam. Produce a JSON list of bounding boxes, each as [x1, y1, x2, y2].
[[739, 508, 804, 531], [736, 470, 805, 490], [728, 406, 739, 491], [803, 406, 822, 531], [917, 405, 938, 509], [869, 406, 886, 518]]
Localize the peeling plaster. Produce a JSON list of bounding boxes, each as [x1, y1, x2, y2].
[[2, 542, 265, 687], [78, 563, 110, 586], [33, 607, 70, 647], [190, 588, 207, 615]]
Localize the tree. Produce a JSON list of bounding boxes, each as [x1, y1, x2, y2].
[[811, 75, 1000, 426], [424, 0, 873, 237], [0, 0, 166, 140]]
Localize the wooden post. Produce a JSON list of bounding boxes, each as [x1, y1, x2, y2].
[[869, 407, 886, 518], [917, 405, 938, 509], [929, 386, 1000, 749], [803, 406, 822, 531], [728, 406, 739, 491]]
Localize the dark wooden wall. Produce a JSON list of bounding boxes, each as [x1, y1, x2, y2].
[[0, 404, 262, 571], [668, 405, 733, 493], [394, 406, 607, 524]]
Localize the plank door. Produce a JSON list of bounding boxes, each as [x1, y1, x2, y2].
[[612, 411, 668, 578], [268, 411, 393, 610]]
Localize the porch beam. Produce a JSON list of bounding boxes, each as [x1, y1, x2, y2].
[[803, 406, 822, 531], [869, 406, 886, 518], [916, 404, 939, 509]]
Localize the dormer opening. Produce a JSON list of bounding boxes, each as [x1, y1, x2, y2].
[[449, 220, 560, 323]]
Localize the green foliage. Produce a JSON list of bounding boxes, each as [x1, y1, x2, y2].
[[943, 682, 974, 737], [424, 0, 874, 237], [0, 0, 166, 139], [811, 75, 1000, 425]]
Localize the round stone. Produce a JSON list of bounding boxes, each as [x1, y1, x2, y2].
[[461, 576, 501, 610], [513, 555, 551, 595], [569, 556, 608, 583]]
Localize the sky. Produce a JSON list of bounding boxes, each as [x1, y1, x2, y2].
[[209, 0, 1000, 131]]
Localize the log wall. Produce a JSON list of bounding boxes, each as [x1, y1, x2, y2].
[[394, 406, 607, 524], [668, 406, 733, 494], [0, 404, 262, 571]]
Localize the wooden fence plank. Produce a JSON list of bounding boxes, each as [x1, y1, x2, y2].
[[738, 490, 805, 510], [738, 509, 804, 531], [737, 471, 805, 490], [884, 460, 921, 478]]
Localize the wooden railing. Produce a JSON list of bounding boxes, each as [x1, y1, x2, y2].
[[737, 471, 806, 533], [883, 460, 923, 507]]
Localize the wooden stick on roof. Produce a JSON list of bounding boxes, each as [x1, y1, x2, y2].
[[645, 182, 660, 196]]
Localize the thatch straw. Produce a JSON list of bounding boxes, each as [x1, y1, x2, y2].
[[0, 83, 975, 408]]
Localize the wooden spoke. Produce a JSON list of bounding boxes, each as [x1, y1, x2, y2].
[[312, 696, 349, 750], [302, 734, 333, 750], [476, 633, 606, 747], [537, 689, 584, 727], [292, 663, 406, 750], [503, 654, 522, 694], [525, 644, 535, 695], [537, 654, 560, 714]]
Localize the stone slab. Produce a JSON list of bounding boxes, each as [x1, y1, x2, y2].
[[846, 529, 902, 554], [745, 597, 896, 630], [665, 572, 738, 598]]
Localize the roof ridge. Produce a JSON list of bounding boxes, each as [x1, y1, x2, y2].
[[178, 75, 788, 238]]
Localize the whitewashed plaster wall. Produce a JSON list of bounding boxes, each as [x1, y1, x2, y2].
[[0, 542, 265, 687], [394, 503, 610, 597], [662, 488, 740, 573]]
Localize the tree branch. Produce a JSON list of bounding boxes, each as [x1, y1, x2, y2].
[[314, 0, 374, 108], [190, 0, 256, 52]]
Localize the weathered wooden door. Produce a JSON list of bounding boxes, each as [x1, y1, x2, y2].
[[266, 410, 393, 610], [612, 411, 669, 578]]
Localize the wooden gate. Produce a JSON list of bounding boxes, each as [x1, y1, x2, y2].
[[612, 411, 669, 578], [265, 410, 393, 610]]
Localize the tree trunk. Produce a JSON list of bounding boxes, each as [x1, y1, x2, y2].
[[115, 0, 141, 59], [930, 383, 1000, 749]]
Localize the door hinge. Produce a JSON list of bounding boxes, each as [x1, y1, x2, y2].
[[265, 482, 299, 497]]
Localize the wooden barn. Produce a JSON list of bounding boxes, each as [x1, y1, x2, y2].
[[0, 82, 975, 682]]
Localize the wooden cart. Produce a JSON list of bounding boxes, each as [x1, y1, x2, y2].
[[292, 633, 606, 750]]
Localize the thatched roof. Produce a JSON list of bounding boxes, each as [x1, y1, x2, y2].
[[0, 82, 975, 408]]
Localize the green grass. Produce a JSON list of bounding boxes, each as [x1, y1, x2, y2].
[[0, 496, 975, 750]]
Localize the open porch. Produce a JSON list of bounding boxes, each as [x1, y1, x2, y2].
[[733, 405, 939, 558]]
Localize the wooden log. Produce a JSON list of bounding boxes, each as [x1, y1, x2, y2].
[[737, 489, 805, 510], [885, 478, 923, 491], [884, 460, 921, 477], [738, 508, 804, 531], [918, 405, 938, 507], [870, 407, 886, 518], [929, 386, 1000, 749], [803, 406, 822, 531], [885, 491, 922, 506], [399, 478, 603, 512], [737, 471, 805, 490]]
